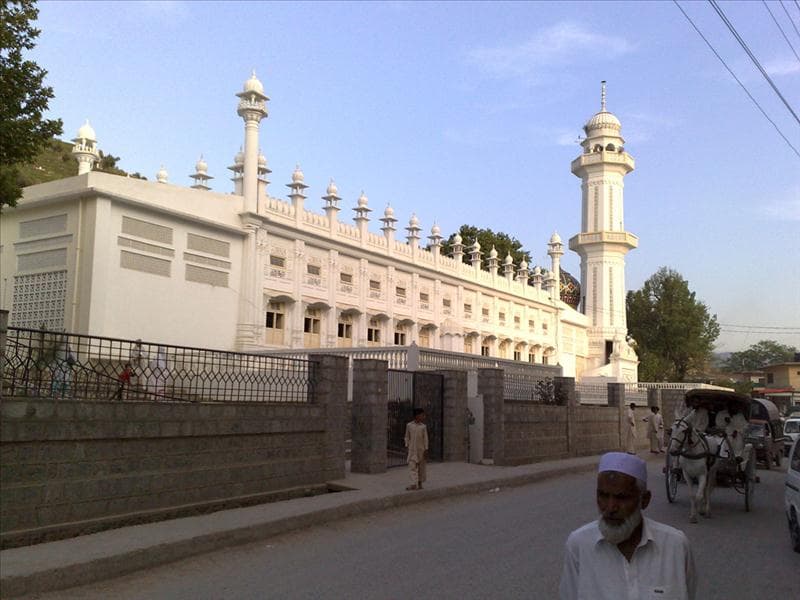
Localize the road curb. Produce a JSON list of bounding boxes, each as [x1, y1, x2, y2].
[[0, 461, 596, 598]]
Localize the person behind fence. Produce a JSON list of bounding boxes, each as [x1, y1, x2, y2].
[[559, 452, 696, 600], [643, 406, 663, 454], [404, 408, 428, 491], [111, 363, 134, 401], [50, 342, 76, 399], [625, 402, 637, 454]]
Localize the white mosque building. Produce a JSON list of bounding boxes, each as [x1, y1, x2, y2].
[[0, 74, 639, 382]]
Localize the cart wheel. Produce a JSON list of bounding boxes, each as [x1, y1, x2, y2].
[[665, 453, 678, 503]]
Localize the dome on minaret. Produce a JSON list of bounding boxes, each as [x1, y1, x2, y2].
[[384, 204, 395, 218], [258, 152, 267, 168], [489, 246, 498, 259], [431, 223, 441, 236], [520, 259, 528, 270], [292, 164, 305, 183], [195, 155, 208, 174], [549, 231, 562, 244], [503, 253, 513, 265], [453, 232, 462, 244], [76, 119, 96, 141], [584, 80, 621, 133], [409, 213, 420, 228], [243, 71, 265, 95], [234, 148, 244, 165], [358, 191, 369, 208], [326, 179, 339, 196]]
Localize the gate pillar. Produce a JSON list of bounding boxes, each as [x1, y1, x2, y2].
[[478, 368, 504, 466], [351, 359, 389, 473], [434, 370, 468, 462]]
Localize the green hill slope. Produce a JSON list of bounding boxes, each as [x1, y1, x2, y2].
[[17, 139, 146, 187]]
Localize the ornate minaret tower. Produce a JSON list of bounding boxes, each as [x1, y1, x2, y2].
[[569, 82, 639, 382], [71, 120, 99, 175], [236, 71, 268, 213]]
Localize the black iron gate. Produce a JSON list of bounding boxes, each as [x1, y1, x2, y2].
[[387, 370, 443, 468]]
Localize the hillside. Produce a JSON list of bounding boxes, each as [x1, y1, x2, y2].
[[16, 138, 146, 187]]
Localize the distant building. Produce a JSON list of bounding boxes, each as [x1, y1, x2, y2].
[[0, 75, 640, 381]]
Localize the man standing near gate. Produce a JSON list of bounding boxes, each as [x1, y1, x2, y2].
[[405, 408, 428, 490]]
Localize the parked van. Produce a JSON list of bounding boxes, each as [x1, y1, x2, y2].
[[784, 418, 800, 456], [746, 397, 786, 469]]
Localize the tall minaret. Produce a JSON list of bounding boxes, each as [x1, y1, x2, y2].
[[236, 71, 268, 213], [569, 82, 639, 380], [71, 120, 99, 175]]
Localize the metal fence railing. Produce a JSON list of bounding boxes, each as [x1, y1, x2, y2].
[[1, 327, 315, 403]]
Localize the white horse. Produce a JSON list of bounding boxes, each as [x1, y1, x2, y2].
[[668, 408, 721, 523]]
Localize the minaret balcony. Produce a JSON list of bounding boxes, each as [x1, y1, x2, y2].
[[568, 231, 638, 251], [571, 151, 634, 174]]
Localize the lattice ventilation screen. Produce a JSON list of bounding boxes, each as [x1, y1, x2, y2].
[[11, 270, 67, 329]]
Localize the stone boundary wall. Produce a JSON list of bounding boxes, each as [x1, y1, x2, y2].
[[0, 355, 348, 548]]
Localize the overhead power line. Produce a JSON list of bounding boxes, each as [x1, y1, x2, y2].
[[673, 1, 800, 158], [782, 1, 800, 40], [709, 0, 800, 125], [764, 1, 800, 62], [719, 323, 800, 330]]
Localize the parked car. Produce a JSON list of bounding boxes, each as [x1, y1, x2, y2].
[[785, 436, 800, 552], [784, 418, 800, 456]]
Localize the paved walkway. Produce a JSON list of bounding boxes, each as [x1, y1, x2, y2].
[[0, 453, 663, 598]]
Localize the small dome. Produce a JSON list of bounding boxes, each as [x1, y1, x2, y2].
[[549, 231, 562, 244], [519, 259, 528, 270], [453, 233, 462, 245], [472, 240, 481, 252], [409, 214, 420, 227], [258, 152, 267, 168], [503, 253, 513, 265], [489, 246, 498, 259], [76, 119, 96, 141], [234, 148, 244, 165], [195, 155, 208, 174], [243, 71, 264, 95], [358, 191, 369, 208], [326, 179, 339, 196], [584, 111, 621, 132], [533, 265, 541, 275], [292, 164, 304, 183], [431, 223, 441, 236], [156, 165, 168, 183], [560, 269, 581, 309], [383, 204, 395, 218]]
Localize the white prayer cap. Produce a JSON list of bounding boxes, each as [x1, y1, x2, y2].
[[598, 452, 647, 486]]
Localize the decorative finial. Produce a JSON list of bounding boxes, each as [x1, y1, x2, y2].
[[600, 80, 607, 112]]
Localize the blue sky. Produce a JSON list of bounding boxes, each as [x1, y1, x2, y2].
[[32, 1, 800, 352]]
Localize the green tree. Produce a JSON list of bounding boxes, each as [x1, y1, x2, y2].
[[0, 0, 63, 208], [723, 340, 797, 372], [626, 267, 720, 382], [440, 225, 532, 271]]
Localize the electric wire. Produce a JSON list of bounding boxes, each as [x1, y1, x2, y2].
[[709, 0, 800, 125], [782, 1, 800, 40], [765, 1, 800, 62], [673, 1, 800, 158]]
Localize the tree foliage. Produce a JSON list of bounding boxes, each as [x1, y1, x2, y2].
[[0, 0, 63, 208], [626, 267, 720, 382], [723, 340, 797, 372], [440, 225, 532, 271]]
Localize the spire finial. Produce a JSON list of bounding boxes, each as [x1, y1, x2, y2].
[[600, 80, 607, 112]]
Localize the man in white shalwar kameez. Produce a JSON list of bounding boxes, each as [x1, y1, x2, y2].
[[625, 403, 637, 454], [404, 408, 428, 490]]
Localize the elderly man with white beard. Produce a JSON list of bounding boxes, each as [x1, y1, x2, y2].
[[559, 452, 696, 600]]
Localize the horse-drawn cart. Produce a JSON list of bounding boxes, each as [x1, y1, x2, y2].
[[665, 389, 756, 521]]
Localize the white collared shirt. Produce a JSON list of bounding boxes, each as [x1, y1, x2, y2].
[[559, 517, 696, 600]]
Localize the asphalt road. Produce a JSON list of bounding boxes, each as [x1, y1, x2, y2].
[[25, 460, 799, 599]]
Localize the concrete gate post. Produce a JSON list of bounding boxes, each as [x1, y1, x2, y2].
[[434, 370, 468, 462], [607, 382, 627, 452], [309, 354, 349, 480], [555, 376, 577, 455], [478, 367, 504, 466], [350, 359, 389, 474]]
